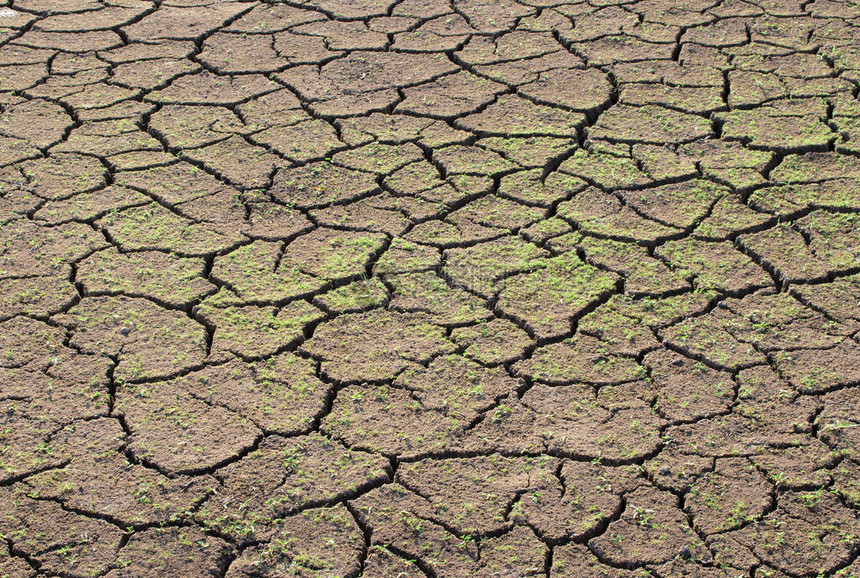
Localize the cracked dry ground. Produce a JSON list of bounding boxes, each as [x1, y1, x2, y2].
[[3, 1, 860, 578]]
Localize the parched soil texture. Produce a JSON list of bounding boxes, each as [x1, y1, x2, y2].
[[2, 0, 860, 576]]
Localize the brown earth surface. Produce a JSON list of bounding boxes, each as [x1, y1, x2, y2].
[[1, 0, 860, 576]]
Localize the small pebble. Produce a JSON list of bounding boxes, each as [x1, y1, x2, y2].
[[659, 466, 672, 476], [716, 301, 728, 309], [671, 358, 685, 367], [680, 545, 692, 559], [120, 327, 130, 336]]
